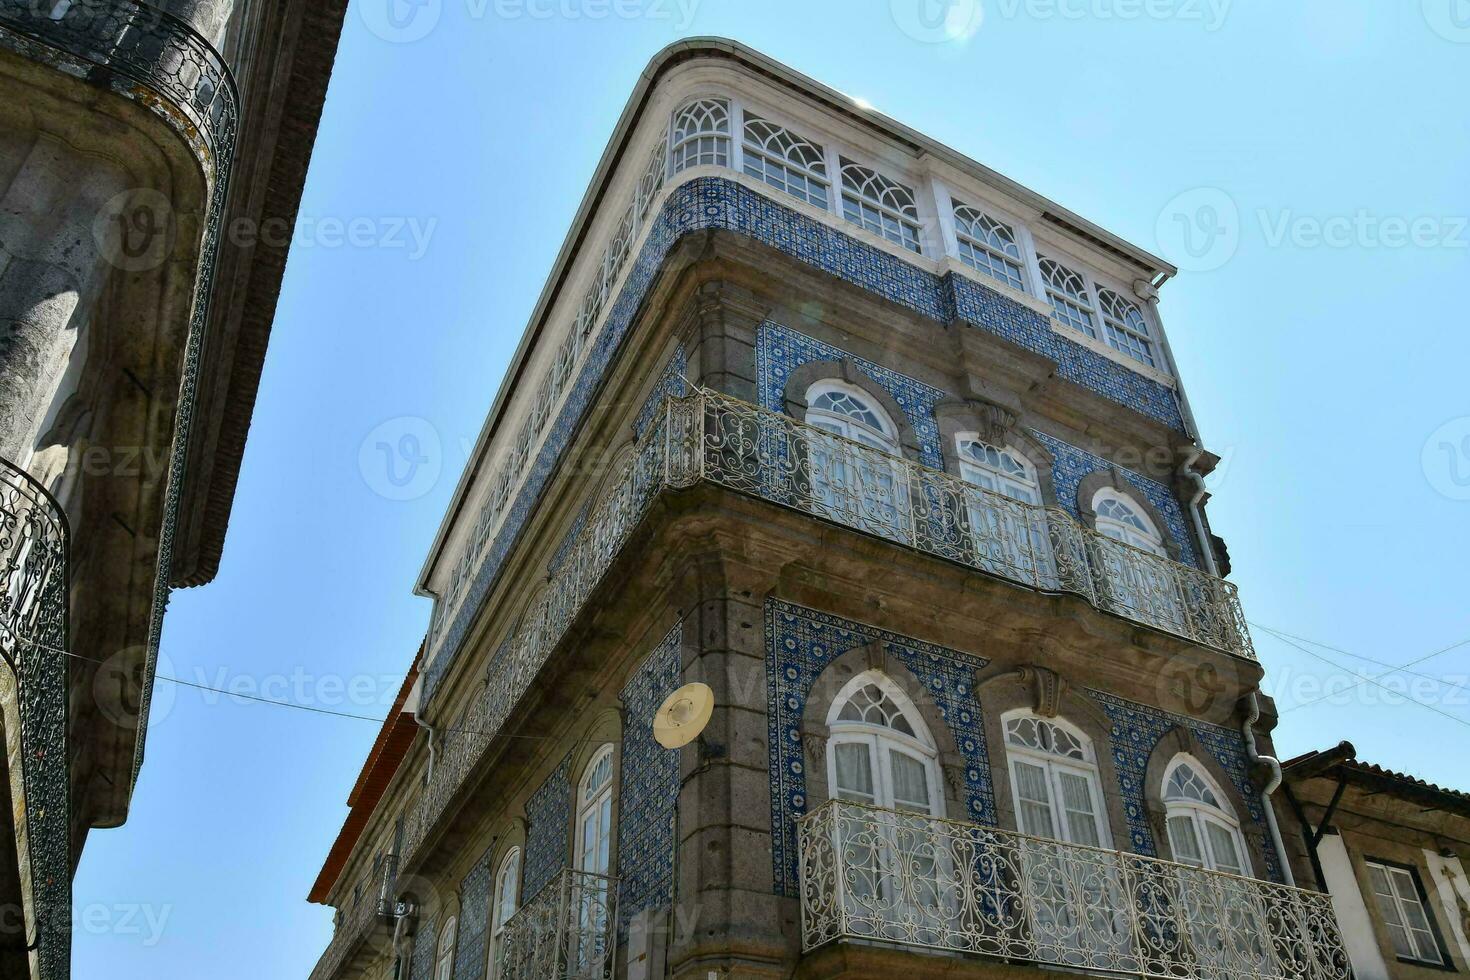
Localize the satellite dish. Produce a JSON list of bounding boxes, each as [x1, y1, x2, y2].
[[653, 682, 714, 749]]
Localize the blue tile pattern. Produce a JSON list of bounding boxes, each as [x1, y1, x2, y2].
[[1088, 689, 1281, 882], [615, 623, 683, 939], [756, 322, 946, 468], [1034, 431, 1200, 568], [765, 598, 994, 896], [548, 500, 593, 576], [410, 912, 437, 980], [427, 177, 1184, 705], [453, 847, 494, 980], [633, 344, 689, 439], [522, 754, 572, 899]]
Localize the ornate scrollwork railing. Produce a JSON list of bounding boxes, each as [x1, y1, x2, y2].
[[0, 457, 69, 980], [797, 800, 1348, 980], [497, 869, 618, 980], [390, 391, 1252, 884], [0, 0, 242, 808], [307, 853, 407, 980]]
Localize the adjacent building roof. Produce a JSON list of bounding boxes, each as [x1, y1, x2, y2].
[[1284, 743, 1470, 821], [308, 648, 422, 904]]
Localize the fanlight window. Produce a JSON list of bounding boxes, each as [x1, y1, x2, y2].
[[1039, 256, 1098, 339], [826, 672, 939, 815], [1003, 713, 1107, 847], [742, 113, 829, 208], [434, 916, 457, 980], [953, 203, 1026, 291], [1091, 489, 1166, 556], [1098, 288, 1156, 368], [839, 160, 922, 253], [671, 98, 730, 173], [488, 847, 521, 979], [805, 382, 899, 455], [575, 746, 615, 877], [1162, 758, 1247, 876], [956, 437, 1039, 504]]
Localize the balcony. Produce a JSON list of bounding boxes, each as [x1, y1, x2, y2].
[[496, 869, 618, 980], [0, 457, 70, 980], [796, 800, 1348, 980], [397, 390, 1251, 873], [307, 856, 406, 980]]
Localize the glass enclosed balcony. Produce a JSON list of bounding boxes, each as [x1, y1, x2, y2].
[[796, 799, 1348, 980]]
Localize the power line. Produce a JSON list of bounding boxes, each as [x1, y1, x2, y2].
[[1249, 620, 1470, 707]]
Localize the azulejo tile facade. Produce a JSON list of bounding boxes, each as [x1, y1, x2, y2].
[[633, 344, 689, 440], [1034, 431, 1201, 567], [756, 322, 947, 468], [522, 754, 572, 900], [453, 847, 494, 980], [427, 176, 1184, 705], [765, 598, 994, 896], [615, 622, 683, 939], [409, 911, 437, 980], [1089, 689, 1281, 882]]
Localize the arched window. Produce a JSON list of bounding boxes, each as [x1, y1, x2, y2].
[[1039, 256, 1098, 339], [1002, 711, 1109, 847], [805, 380, 900, 455], [826, 670, 941, 815], [742, 113, 829, 208], [574, 746, 615, 877], [1098, 288, 1156, 368], [434, 915, 457, 980], [956, 436, 1039, 504], [1091, 488, 1166, 556], [839, 159, 922, 253], [670, 98, 729, 173], [1162, 757, 1247, 875], [952, 202, 1026, 291], [486, 846, 521, 979]]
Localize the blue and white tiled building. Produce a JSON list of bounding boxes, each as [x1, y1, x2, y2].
[[306, 40, 1362, 980]]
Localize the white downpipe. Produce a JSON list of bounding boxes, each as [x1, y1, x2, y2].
[[1179, 450, 1294, 886]]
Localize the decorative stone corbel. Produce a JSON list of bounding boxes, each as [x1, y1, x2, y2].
[[972, 399, 1018, 446]]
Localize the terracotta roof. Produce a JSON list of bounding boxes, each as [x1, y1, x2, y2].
[[1284, 744, 1470, 820], [308, 646, 422, 904]]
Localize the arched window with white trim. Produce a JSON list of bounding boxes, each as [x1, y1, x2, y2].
[[670, 98, 730, 173], [1002, 712, 1109, 847], [486, 846, 521, 979], [1162, 757, 1248, 875], [1091, 487, 1166, 557], [803, 381, 909, 538], [956, 437, 1039, 504], [574, 746, 615, 877], [434, 915, 457, 980], [826, 670, 942, 816], [742, 113, 829, 208], [839, 159, 922, 253], [1098, 288, 1156, 368], [952, 202, 1026, 291], [956, 435, 1052, 584], [1039, 256, 1098, 339]]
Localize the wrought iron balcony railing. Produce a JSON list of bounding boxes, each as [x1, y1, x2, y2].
[[797, 800, 1348, 980], [0, 457, 70, 980], [307, 854, 407, 980], [496, 869, 618, 980], [395, 391, 1252, 874]]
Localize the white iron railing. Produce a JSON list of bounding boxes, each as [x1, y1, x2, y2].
[[797, 800, 1348, 980], [496, 869, 618, 980], [392, 391, 1252, 901]]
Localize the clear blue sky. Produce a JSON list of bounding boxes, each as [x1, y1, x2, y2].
[[71, 2, 1470, 976]]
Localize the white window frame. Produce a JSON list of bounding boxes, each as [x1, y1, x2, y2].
[[434, 915, 457, 980], [1002, 710, 1112, 848], [954, 434, 1040, 504], [837, 156, 924, 254], [1097, 286, 1158, 368], [950, 199, 1028, 292], [1365, 860, 1447, 966], [824, 670, 943, 817], [805, 379, 901, 455], [1161, 755, 1249, 875], [574, 745, 615, 878], [740, 110, 830, 209], [486, 845, 521, 980], [1090, 487, 1166, 557], [669, 97, 731, 174]]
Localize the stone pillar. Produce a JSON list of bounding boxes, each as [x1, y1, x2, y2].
[[152, 0, 237, 47]]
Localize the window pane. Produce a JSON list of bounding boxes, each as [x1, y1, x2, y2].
[[834, 742, 874, 801], [1204, 821, 1243, 874], [1057, 771, 1101, 847], [1167, 816, 1205, 867], [889, 750, 931, 812], [1013, 761, 1055, 838]]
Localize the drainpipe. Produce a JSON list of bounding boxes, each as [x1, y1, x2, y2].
[[1179, 447, 1217, 576], [407, 674, 436, 782], [1242, 691, 1296, 887]]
